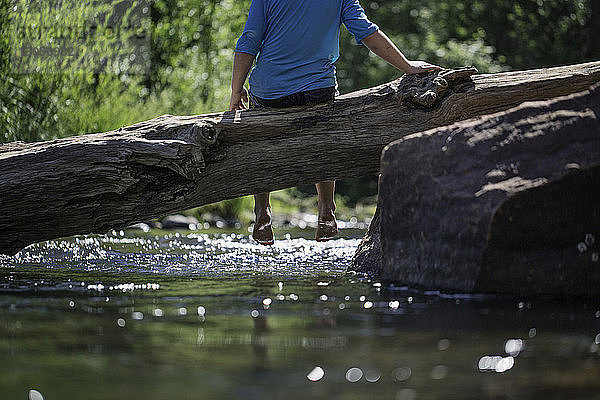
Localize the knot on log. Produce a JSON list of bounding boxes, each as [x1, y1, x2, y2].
[[398, 66, 478, 109], [179, 119, 220, 146], [438, 66, 479, 82]]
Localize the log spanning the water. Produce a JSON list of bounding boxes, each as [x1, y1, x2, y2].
[[1, 61, 600, 255]]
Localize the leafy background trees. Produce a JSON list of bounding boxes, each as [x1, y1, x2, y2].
[[2, 0, 597, 145], [1, 0, 598, 218]]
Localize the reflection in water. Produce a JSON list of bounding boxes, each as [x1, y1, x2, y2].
[[0, 230, 599, 399], [345, 367, 363, 382], [478, 356, 515, 373], [306, 366, 325, 382], [392, 367, 412, 382], [28, 390, 44, 400], [364, 369, 381, 383], [437, 338, 450, 351], [505, 338, 524, 356], [396, 388, 417, 400], [430, 365, 448, 380]]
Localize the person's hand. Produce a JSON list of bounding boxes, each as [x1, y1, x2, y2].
[[405, 60, 442, 75], [229, 87, 249, 111]]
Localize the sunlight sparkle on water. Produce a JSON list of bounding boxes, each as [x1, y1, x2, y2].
[[505, 339, 524, 356], [391, 367, 411, 382], [478, 356, 515, 373], [132, 312, 144, 320], [396, 388, 417, 400], [153, 308, 164, 317], [430, 365, 448, 379], [345, 367, 363, 382], [306, 366, 325, 382], [529, 328, 537, 338], [437, 339, 450, 351], [0, 233, 360, 277], [28, 390, 44, 400], [364, 369, 381, 383]]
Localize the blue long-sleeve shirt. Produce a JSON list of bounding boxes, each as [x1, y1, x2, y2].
[[235, 0, 378, 99]]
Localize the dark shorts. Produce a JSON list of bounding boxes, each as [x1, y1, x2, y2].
[[249, 86, 337, 109]]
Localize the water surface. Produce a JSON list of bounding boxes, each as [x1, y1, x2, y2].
[[1, 230, 599, 400]]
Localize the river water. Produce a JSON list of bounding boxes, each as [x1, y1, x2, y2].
[[1, 229, 599, 400]]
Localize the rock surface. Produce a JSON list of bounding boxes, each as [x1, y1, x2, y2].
[[351, 206, 381, 274], [352, 83, 600, 296]]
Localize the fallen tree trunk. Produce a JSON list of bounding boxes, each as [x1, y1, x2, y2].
[[1, 61, 600, 254], [352, 83, 600, 296]]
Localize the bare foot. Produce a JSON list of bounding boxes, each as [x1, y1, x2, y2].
[[252, 207, 274, 245], [316, 209, 338, 242]]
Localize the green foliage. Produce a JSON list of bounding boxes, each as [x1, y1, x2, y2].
[[470, 0, 595, 68], [335, 0, 597, 93], [145, 0, 250, 114], [336, 1, 505, 93], [191, 196, 255, 223], [2, 0, 598, 143], [2, 0, 152, 141], [0, 0, 251, 143]]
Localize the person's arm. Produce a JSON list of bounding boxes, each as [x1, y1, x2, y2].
[[362, 30, 441, 74], [230, 52, 255, 110], [230, 0, 266, 110], [341, 0, 441, 75]]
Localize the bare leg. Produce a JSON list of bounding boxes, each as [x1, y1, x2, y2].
[[315, 181, 338, 241], [252, 192, 274, 245]]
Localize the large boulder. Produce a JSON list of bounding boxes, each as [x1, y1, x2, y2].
[[352, 83, 600, 296], [352, 206, 381, 274]]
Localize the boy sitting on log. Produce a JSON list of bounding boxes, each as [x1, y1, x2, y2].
[[230, 0, 440, 245]]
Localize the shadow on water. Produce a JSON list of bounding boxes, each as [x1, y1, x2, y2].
[[1, 229, 599, 400]]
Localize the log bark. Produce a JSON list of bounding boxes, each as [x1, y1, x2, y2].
[[353, 83, 600, 296], [1, 61, 600, 255]]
